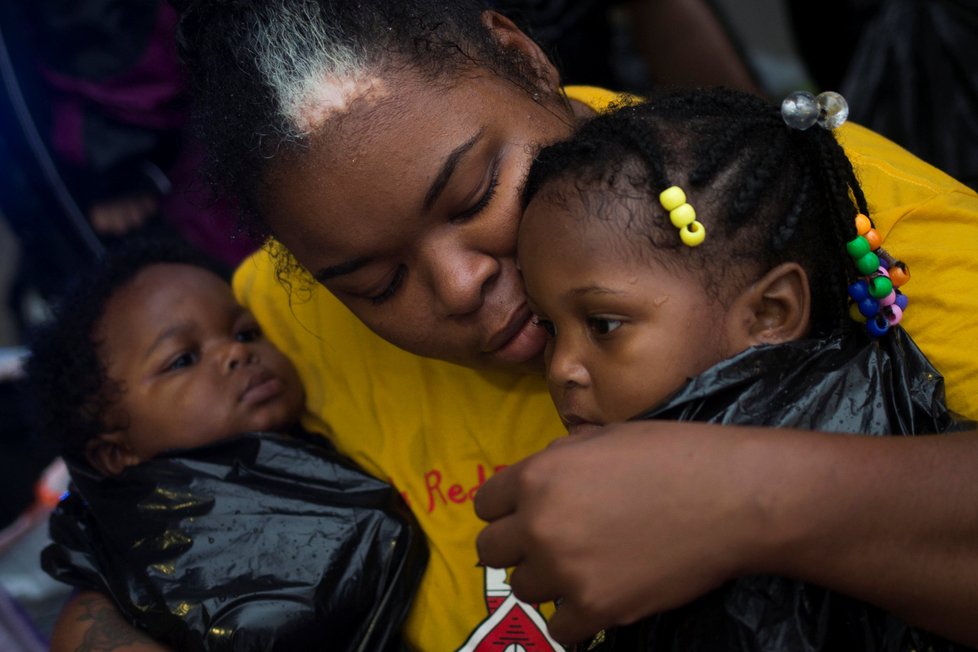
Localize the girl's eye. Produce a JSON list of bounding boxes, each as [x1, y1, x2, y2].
[[588, 317, 623, 336], [165, 352, 198, 372], [453, 161, 499, 223], [369, 266, 406, 305], [532, 317, 556, 337], [235, 327, 261, 342]]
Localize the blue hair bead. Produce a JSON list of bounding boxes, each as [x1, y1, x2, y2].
[[858, 296, 880, 318], [895, 292, 909, 311], [866, 315, 889, 338], [848, 279, 870, 302]]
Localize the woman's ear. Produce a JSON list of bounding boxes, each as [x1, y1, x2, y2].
[[727, 262, 811, 347], [85, 431, 141, 477], [481, 10, 561, 94]]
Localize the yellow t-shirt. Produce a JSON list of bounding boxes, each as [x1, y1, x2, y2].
[[234, 86, 978, 651]]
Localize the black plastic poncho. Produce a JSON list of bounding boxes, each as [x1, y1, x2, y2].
[[42, 431, 427, 652], [589, 328, 973, 651]]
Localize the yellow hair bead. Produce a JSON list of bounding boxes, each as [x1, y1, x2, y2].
[[669, 203, 696, 228], [854, 213, 871, 235], [680, 221, 706, 247], [849, 301, 867, 323], [659, 186, 686, 212]]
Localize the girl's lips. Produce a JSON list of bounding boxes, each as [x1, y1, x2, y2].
[[241, 376, 284, 405], [488, 315, 548, 365], [561, 414, 604, 436], [566, 422, 603, 436]]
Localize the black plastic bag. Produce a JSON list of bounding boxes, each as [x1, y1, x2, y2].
[[586, 328, 972, 651], [42, 431, 427, 652]]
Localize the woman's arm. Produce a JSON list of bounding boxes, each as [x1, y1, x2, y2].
[[50, 591, 172, 652], [475, 421, 978, 645]]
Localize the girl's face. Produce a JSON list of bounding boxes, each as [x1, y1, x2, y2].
[[518, 182, 737, 434], [264, 68, 576, 374]]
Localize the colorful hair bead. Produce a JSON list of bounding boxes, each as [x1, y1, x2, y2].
[[680, 221, 706, 247], [889, 263, 910, 288], [846, 213, 911, 338], [868, 275, 893, 299], [866, 315, 889, 338], [884, 304, 903, 326], [864, 229, 882, 251], [659, 185, 705, 247], [855, 252, 880, 276]]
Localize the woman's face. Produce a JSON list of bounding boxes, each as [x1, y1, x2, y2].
[[265, 68, 576, 373]]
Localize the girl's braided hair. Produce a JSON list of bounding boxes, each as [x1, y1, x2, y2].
[[523, 88, 867, 338], [170, 0, 552, 238]]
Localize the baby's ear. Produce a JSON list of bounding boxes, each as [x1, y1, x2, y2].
[[85, 431, 141, 477], [729, 262, 811, 346]]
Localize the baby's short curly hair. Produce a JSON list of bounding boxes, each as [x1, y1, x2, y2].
[[25, 238, 228, 459]]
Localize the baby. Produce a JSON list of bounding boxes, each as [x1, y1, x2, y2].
[[28, 240, 425, 651]]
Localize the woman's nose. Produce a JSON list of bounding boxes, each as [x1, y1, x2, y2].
[[422, 238, 499, 316]]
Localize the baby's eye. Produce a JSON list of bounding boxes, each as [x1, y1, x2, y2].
[[165, 352, 198, 371], [532, 317, 556, 337], [235, 327, 261, 343], [588, 317, 623, 336]]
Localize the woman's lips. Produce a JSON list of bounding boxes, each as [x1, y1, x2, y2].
[[240, 375, 284, 405], [487, 314, 548, 365]]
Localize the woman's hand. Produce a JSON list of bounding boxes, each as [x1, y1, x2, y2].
[[475, 421, 978, 646], [50, 591, 172, 652]]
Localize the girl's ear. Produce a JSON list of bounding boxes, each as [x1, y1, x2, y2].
[[480, 10, 561, 94], [727, 262, 811, 347], [85, 431, 141, 477]]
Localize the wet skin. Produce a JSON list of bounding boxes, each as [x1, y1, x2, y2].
[[265, 68, 580, 374], [518, 180, 735, 434], [96, 264, 305, 461]]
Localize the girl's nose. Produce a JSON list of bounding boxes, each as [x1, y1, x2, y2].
[[546, 336, 589, 389]]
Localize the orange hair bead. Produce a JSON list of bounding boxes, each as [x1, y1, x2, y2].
[[864, 228, 882, 250], [889, 263, 910, 288], [854, 213, 871, 235]]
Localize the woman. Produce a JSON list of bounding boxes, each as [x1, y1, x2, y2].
[[51, 1, 978, 649]]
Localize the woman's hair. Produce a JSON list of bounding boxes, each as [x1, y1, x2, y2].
[[171, 0, 551, 237], [523, 88, 867, 338], [25, 239, 228, 459]]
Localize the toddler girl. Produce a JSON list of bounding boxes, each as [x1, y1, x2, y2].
[[517, 89, 967, 650]]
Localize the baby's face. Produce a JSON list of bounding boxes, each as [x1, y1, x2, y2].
[[518, 181, 735, 435], [96, 264, 305, 461]]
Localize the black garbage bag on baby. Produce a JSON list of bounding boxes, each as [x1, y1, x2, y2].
[[587, 327, 974, 652], [42, 430, 427, 652]]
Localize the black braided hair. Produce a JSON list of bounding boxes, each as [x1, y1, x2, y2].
[[523, 88, 867, 338], [24, 238, 228, 460], [169, 0, 557, 240]]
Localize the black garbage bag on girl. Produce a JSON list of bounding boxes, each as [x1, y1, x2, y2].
[[41, 430, 427, 652], [586, 327, 974, 652]]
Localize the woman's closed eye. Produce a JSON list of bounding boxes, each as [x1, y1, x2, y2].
[[369, 265, 406, 305], [453, 158, 500, 223]]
